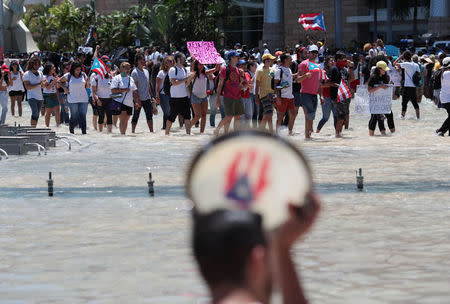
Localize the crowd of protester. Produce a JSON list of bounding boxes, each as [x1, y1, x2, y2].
[[0, 38, 449, 137]]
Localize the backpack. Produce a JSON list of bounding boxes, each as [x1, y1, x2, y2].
[[163, 66, 186, 97], [412, 70, 422, 87], [214, 65, 231, 96], [271, 68, 284, 91], [431, 68, 443, 90]]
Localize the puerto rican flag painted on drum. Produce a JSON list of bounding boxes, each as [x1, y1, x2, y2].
[[298, 12, 326, 31], [337, 81, 352, 102]]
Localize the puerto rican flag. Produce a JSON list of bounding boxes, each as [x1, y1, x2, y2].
[[309, 61, 327, 80], [337, 81, 352, 102], [91, 56, 107, 79], [320, 69, 328, 81], [298, 12, 326, 31]]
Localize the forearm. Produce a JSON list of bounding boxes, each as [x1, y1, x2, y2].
[[274, 246, 308, 304]]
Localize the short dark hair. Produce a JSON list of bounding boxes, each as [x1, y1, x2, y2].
[[280, 53, 290, 63], [135, 52, 145, 63], [335, 51, 346, 61], [192, 209, 266, 287], [403, 51, 412, 61], [174, 52, 184, 64], [70, 61, 83, 76]]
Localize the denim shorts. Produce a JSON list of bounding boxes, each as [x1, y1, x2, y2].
[[28, 98, 43, 120], [300, 93, 318, 120], [293, 92, 302, 107], [191, 94, 208, 104]]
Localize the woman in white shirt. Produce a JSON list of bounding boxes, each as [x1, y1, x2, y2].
[[8, 61, 24, 117], [110, 62, 139, 135], [436, 58, 450, 136], [60, 61, 90, 134], [23, 56, 44, 127], [42, 63, 61, 127], [155, 56, 174, 130], [190, 60, 219, 133]]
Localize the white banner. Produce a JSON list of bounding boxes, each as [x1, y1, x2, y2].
[[354, 85, 370, 114], [354, 85, 392, 114]]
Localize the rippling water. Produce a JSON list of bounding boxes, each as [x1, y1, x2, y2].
[[1, 98, 449, 303]]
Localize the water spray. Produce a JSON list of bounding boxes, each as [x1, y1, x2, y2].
[[356, 168, 364, 190]]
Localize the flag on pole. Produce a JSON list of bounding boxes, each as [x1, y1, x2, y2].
[[298, 12, 326, 31], [337, 81, 352, 102], [91, 56, 107, 79]]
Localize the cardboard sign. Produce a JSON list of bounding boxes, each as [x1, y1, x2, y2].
[[187, 131, 313, 230], [354, 85, 392, 114], [187, 41, 223, 64]]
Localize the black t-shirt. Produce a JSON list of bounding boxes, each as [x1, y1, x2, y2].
[[368, 74, 390, 88], [290, 60, 301, 93], [328, 66, 341, 99]]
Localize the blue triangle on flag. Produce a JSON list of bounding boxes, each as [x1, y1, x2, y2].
[[226, 175, 253, 207]]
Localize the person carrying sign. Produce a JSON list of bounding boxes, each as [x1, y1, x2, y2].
[[367, 61, 392, 136]]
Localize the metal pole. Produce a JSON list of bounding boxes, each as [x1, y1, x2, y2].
[[0, 0, 5, 60], [386, 0, 392, 43], [334, 0, 342, 49]]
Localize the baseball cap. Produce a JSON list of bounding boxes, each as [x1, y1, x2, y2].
[[308, 45, 319, 52], [237, 59, 246, 66], [376, 61, 390, 71], [443, 57, 450, 67], [1, 64, 9, 72], [262, 53, 276, 61], [227, 50, 241, 60], [275, 51, 283, 58]]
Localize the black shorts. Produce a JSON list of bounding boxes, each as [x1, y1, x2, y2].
[[120, 103, 133, 116], [9, 90, 24, 97], [89, 98, 99, 116], [168, 97, 191, 122]]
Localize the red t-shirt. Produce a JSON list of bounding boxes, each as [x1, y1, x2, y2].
[[322, 86, 330, 98], [241, 72, 251, 99], [220, 65, 241, 99], [299, 60, 320, 95]]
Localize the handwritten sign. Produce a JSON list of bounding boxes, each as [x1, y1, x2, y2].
[[354, 85, 393, 114], [187, 41, 223, 64], [370, 85, 393, 114], [354, 85, 371, 114]]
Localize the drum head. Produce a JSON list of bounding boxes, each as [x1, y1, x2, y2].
[[187, 130, 313, 230]]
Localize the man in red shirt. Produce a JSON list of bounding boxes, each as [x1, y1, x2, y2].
[[298, 45, 322, 139], [214, 51, 244, 135]]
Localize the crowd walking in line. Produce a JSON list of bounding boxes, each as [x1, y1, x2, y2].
[[1, 38, 449, 138]]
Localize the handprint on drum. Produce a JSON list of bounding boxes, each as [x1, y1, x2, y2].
[[224, 149, 271, 208]]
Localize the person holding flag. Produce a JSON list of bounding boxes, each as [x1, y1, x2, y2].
[[297, 45, 322, 139], [91, 55, 114, 133]]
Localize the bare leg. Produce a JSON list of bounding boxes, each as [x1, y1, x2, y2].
[[200, 102, 208, 133], [233, 115, 240, 131], [131, 123, 137, 133], [17, 96, 23, 117], [54, 106, 61, 127], [147, 120, 154, 132], [93, 115, 98, 130], [10, 97, 15, 116], [119, 112, 130, 135], [184, 119, 191, 135], [165, 120, 172, 135], [276, 111, 285, 132], [45, 108, 52, 127], [288, 109, 296, 135], [190, 103, 202, 128], [113, 115, 119, 127]]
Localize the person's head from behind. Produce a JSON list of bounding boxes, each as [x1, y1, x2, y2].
[[412, 54, 419, 64], [403, 51, 412, 61], [192, 209, 272, 303]]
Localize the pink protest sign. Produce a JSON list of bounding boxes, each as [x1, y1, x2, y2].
[[187, 41, 223, 64]]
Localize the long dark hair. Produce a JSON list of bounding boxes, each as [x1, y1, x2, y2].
[[69, 61, 83, 76], [193, 60, 205, 78], [26, 56, 41, 71], [9, 61, 19, 73], [368, 67, 390, 85], [43, 63, 54, 76]]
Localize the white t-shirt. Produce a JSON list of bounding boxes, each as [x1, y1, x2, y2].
[[9, 71, 24, 92], [275, 66, 294, 99], [149, 51, 160, 62], [440, 71, 450, 104], [191, 74, 207, 98], [43, 75, 57, 94], [110, 75, 137, 107], [90, 73, 112, 99], [23, 70, 44, 100], [400, 61, 420, 88], [64, 72, 88, 103], [156, 70, 167, 94], [168, 66, 188, 98]]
